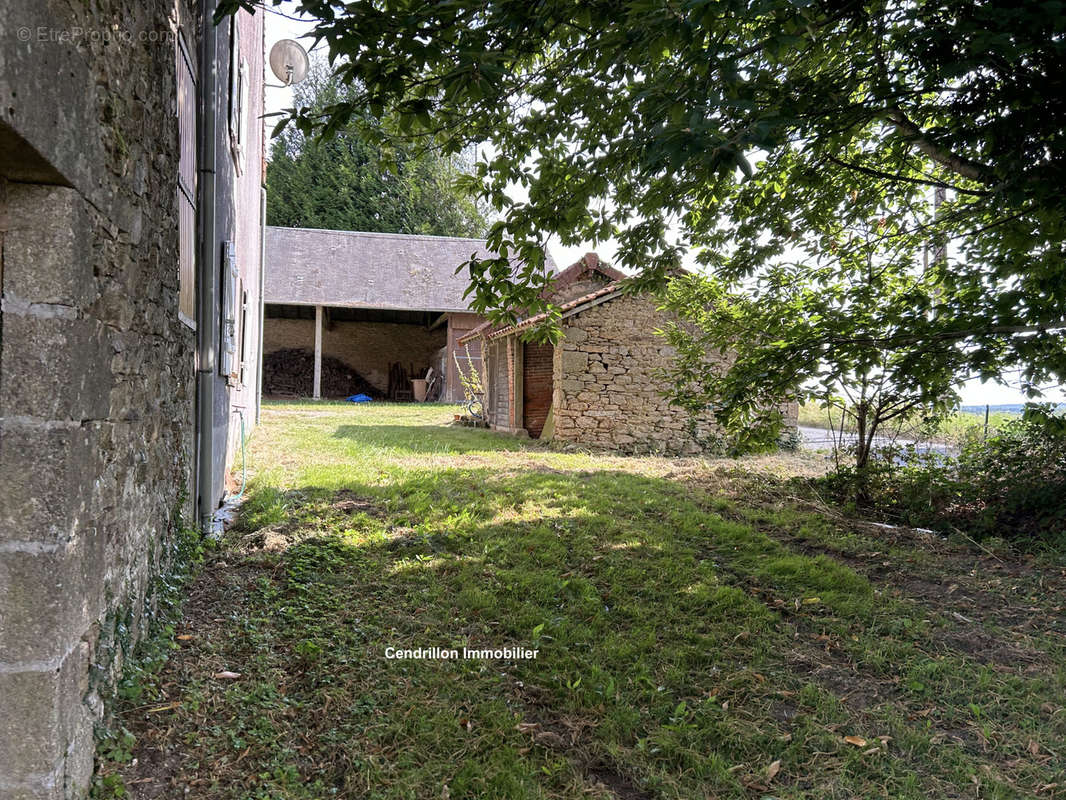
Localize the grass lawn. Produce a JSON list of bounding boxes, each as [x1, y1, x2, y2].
[[105, 402, 1066, 799]]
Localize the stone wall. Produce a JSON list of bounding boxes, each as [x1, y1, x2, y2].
[[550, 293, 724, 454], [263, 316, 445, 395], [0, 1, 197, 797]]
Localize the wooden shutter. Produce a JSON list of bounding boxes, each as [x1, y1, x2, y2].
[[176, 31, 197, 327]]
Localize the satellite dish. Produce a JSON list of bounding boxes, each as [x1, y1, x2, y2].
[[268, 39, 310, 86]]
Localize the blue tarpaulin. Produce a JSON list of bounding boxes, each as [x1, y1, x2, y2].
[[346, 394, 373, 403]]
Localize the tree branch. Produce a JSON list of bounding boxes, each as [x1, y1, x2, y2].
[[885, 108, 994, 184], [823, 154, 990, 197], [828, 322, 1066, 348]]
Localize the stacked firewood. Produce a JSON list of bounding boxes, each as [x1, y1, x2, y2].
[[262, 348, 380, 399]]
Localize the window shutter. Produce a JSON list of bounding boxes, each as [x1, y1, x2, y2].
[[175, 31, 197, 327], [220, 242, 239, 379]]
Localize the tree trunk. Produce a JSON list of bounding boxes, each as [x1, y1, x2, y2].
[[854, 402, 872, 505]]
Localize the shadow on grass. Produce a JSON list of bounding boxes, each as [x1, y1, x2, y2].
[[331, 423, 534, 454], [118, 464, 1065, 800]]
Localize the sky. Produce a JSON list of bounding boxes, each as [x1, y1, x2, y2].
[[261, 7, 1063, 407]]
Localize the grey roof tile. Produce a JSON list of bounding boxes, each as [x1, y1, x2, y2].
[[265, 226, 557, 312]]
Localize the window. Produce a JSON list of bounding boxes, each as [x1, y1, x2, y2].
[[228, 18, 248, 173], [176, 31, 197, 327]]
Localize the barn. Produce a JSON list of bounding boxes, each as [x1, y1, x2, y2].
[[263, 226, 555, 402], [461, 254, 799, 454]]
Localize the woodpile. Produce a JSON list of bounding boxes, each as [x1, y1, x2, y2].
[[262, 348, 381, 398]]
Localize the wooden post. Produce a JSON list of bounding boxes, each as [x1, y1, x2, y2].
[[313, 304, 323, 399]]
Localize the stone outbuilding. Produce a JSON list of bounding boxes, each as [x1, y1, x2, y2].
[[460, 254, 797, 454]]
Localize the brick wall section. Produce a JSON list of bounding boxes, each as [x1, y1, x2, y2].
[[551, 276, 613, 305], [551, 293, 726, 454], [444, 312, 485, 402], [263, 317, 446, 395], [0, 1, 197, 796], [522, 342, 554, 438]]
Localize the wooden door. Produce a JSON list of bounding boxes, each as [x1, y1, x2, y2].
[[522, 342, 554, 438]]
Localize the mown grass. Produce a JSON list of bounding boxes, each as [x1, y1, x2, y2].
[[104, 401, 1066, 800]]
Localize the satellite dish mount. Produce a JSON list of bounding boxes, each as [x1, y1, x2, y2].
[[268, 39, 310, 87]]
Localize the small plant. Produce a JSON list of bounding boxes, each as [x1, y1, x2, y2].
[[453, 344, 485, 418]]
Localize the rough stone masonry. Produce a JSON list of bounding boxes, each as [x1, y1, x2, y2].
[[0, 1, 196, 797], [550, 292, 769, 454]]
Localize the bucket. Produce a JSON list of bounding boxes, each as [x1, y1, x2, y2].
[[410, 378, 428, 402]]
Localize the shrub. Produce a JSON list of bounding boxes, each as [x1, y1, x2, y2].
[[953, 417, 1066, 541], [817, 413, 1066, 548]]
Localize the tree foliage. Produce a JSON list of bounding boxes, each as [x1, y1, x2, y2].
[[224, 0, 1066, 398], [266, 58, 488, 237]]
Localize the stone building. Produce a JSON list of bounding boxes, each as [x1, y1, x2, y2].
[[461, 254, 798, 454], [0, 1, 265, 796], [263, 225, 556, 401]]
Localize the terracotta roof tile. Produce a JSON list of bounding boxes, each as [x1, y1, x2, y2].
[[457, 280, 626, 344]]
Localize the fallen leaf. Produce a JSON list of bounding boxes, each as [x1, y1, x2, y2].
[[844, 735, 867, 747], [212, 671, 241, 680], [176, 634, 193, 641], [802, 597, 821, 605], [515, 722, 540, 734], [145, 702, 180, 713], [767, 760, 781, 781], [863, 747, 880, 755], [1029, 740, 1040, 755]]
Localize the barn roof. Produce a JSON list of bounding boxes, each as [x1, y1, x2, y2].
[[264, 226, 557, 313], [457, 253, 626, 344]]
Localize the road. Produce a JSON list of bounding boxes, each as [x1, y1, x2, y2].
[[798, 426, 955, 456]]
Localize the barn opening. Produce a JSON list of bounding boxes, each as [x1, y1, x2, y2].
[[262, 303, 450, 399]]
